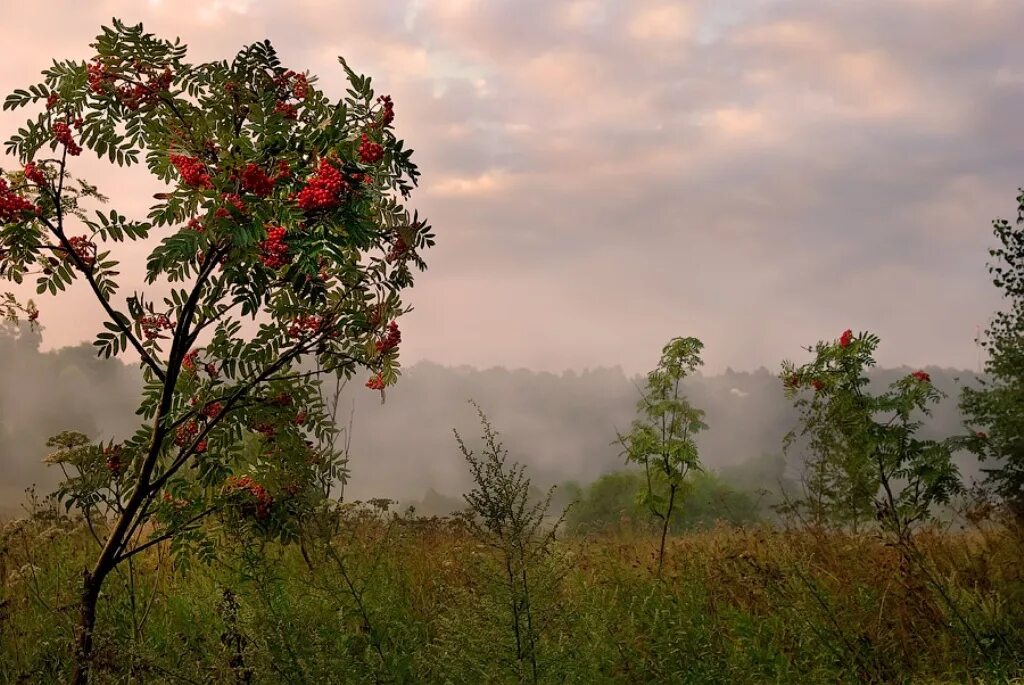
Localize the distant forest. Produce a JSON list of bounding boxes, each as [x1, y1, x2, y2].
[[0, 322, 987, 514]]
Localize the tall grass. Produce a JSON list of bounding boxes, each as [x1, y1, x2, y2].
[[2, 497, 1023, 683]]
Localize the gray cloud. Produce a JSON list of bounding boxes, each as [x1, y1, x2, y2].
[[0, 0, 1018, 376]]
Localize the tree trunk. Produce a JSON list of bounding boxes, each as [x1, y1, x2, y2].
[[658, 483, 677, 577], [70, 569, 104, 685]]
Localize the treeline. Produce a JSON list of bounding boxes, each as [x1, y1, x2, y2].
[[0, 321, 986, 515]]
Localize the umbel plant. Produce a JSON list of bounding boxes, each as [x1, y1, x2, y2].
[[0, 20, 433, 683]]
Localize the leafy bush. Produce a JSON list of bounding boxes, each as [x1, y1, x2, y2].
[[566, 468, 760, 535]]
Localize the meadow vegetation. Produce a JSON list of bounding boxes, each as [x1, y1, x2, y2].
[[3, 477, 1023, 683]]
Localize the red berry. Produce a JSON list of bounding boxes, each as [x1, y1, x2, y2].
[[169, 154, 212, 189], [24, 162, 46, 185], [240, 163, 275, 197], [358, 133, 383, 164], [0, 179, 40, 222], [375, 320, 402, 354], [295, 159, 346, 212], [53, 121, 82, 156], [65, 236, 97, 269]]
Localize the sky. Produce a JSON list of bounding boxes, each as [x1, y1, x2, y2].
[[1, 0, 1021, 376]]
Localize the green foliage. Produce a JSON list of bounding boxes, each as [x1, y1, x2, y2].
[[616, 336, 707, 572], [565, 468, 760, 534], [455, 402, 567, 683], [960, 188, 1024, 515], [780, 331, 962, 537]]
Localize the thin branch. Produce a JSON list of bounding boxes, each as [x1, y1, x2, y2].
[[36, 214, 166, 381], [116, 507, 217, 564]]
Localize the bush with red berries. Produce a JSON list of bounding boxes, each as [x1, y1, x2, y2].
[[779, 329, 962, 534]]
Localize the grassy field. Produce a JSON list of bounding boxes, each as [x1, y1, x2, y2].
[[2, 500, 1023, 684]]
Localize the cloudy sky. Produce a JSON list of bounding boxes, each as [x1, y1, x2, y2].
[[1, 0, 1021, 376]]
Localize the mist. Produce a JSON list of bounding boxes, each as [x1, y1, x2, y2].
[[0, 322, 987, 517]]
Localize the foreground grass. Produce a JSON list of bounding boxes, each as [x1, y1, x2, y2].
[[2, 504, 1023, 683]]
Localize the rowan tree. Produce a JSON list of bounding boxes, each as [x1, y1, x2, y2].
[[780, 330, 962, 540], [0, 20, 433, 683]]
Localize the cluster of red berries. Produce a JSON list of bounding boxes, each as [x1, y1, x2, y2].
[[295, 159, 346, 212], [272, 69, 309, 100], [169, 154, 212, 189], [65, 236, 97, 268], [274, 101, 298, 120], [87, 57, 173, 110], [358, 133, 384, 164], [53, 121, 82, 156], [377, 95, 394, 126], [910, 370, 931, 383], [839, 329, 854, 348], [175, 419, 199, 447], [375, 320, 401, 354], [23, 162, 46, 185], [783, 372, 826, 392], [215, 192, 247, 219], [104, 444, 126, 475], [225, 475, 273, 519], [976, 431, 988, 439], [116, 67, 173, 111], [239, 163, 275, 197], [366, 373, 386, 390], [253, 422, 277, 439], [259, 225, 291, 269], [0, 179, 40, 223], [387, 236, 409, 262], [139, 313, 173, 340], [187, 217, 204, 232], [294, 410, 308, 425], [183, 349, 199, 372], [293, 73, 309, 100], [45, 92, 60, 110], [202, 401, 223, 419], [287, 314, 323, 338], [87, 59, 116, 94]]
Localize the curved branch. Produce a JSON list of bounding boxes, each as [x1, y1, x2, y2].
[[36, 217, 166, 381]]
